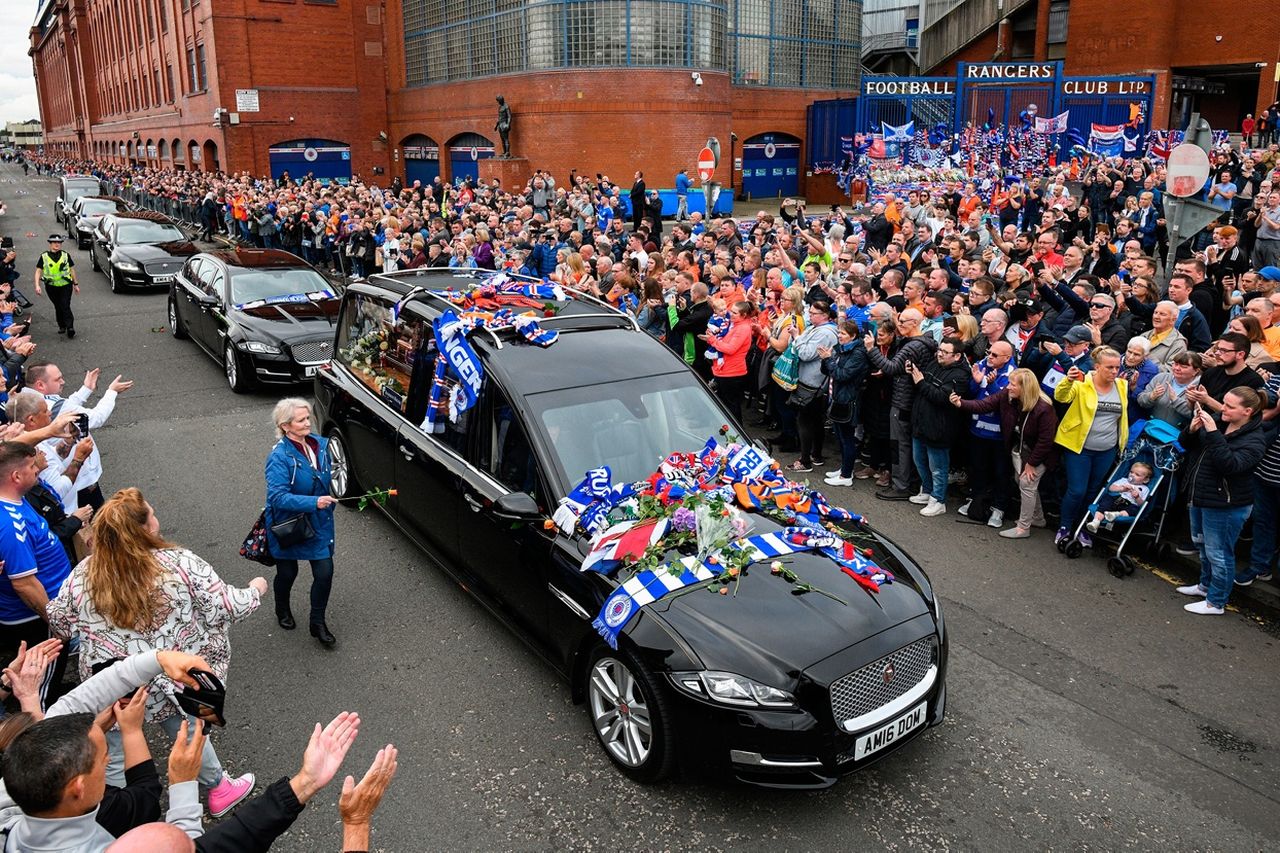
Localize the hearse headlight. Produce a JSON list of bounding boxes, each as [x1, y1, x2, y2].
[[240, 340, 282, 355], [671, 671, 796, 708]]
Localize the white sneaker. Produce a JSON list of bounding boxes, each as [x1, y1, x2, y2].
[[1086, 518, 1100, 533], [920, 498, 947, 517], [1184, 600, 1224, 615], [824, 475, 853, 487], [1175, 584, 1207, 597], [909, 491, 932, 505], [987, 509, 1004, 529], [957, 500, 971, 517]]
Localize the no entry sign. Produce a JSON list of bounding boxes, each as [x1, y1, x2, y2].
[[1166, 143, 1211, 198], [697, 147, 716, 181]]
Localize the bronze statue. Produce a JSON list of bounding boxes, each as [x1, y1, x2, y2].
[[495, 95, 512, 158]]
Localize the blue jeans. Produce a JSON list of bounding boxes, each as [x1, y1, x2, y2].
[[1190, 504, 1252, 608], [833, 420, 859, 477], [911, 439, 949, 502], [1061, 446, 1117, 530], [1245, 478, 1279, 580], [107, 712, 224, 789], [275, 557, 334, 624]]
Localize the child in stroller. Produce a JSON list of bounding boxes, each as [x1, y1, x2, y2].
[[1087, 461, 1153, 533]]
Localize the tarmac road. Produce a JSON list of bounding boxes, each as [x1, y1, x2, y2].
[[3, 163, 1278, 851]]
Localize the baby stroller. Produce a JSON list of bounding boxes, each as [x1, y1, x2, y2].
[[1057, 418, 1185, 576]]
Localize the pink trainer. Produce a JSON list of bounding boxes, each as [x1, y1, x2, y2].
[[208, 772, 256, 818]]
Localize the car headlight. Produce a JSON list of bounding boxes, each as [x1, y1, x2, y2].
[[670, 671, 797, 708], [113, 260, 141, 272], [240, 340, 282, 355]]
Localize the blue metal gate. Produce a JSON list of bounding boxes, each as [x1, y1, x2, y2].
[[447, 133, 494, 185], [402, 134, 440, 187], [740, 133, 800, 200], [858, 78, 957, 135], [267, 139, 351, 185], [1059, 76, 1155, 143]]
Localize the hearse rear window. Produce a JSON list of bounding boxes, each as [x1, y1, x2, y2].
[[336, 294, 427, 414]]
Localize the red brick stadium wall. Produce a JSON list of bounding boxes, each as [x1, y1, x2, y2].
[[388, 70, 824, 197]]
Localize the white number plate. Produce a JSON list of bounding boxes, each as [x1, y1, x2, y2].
[[853, 702, 926, 761], [304, 365, 319, 377], [152, 274, 174, 283]]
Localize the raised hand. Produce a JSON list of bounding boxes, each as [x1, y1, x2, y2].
[[339, 745, 399, 828], [293, 711, 361, 804]]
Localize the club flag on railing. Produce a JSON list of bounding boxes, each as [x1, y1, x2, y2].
[[881, 121, 915, 142], [1034, 111, 1069, 134]]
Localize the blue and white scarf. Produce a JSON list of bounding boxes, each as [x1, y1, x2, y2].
[[593, 557, 716, 649]]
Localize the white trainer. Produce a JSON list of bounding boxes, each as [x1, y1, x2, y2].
[[1184, 600, 1224, 615], [987, 508, 1005, 529], [1175, 584, 1207, 597], [908, 490, 932, 505], [920, 498, 947, 517]]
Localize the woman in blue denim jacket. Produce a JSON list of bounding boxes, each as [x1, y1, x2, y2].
[[266, 398, 338, 646]]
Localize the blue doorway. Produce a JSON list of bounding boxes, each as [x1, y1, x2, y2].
[[447, 133, 494, 185], [740, 133, 800, 200], [268, 138, 351, 184], [402, 134, 440, 187]]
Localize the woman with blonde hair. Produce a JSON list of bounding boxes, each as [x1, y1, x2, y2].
[[47, 488, 265, 818], [952, 367, 1059, 539], [265, 398, 338, 645], [1053, 345, 1128, 548]]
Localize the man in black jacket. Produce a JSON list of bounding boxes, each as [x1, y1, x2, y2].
[[862, 202, 893, 253], [905, 339, 971, 517], [668, 282, 713, 381], [629, 171, 646, 232]]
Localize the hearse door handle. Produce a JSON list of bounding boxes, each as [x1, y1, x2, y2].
[[398, 444, 414, 460], [463, 493, 482, 512]]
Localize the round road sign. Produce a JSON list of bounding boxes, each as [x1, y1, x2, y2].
[[1166, 143, 1211, 198], [697, 146, 716, 181]]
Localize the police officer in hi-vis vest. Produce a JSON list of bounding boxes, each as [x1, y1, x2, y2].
[[34, 234, 79, 338]]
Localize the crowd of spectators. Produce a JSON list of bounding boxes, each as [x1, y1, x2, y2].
[[25, 142, 1280, 620], [3, 129, 1279, 846]]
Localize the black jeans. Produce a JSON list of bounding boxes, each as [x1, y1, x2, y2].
[[796, 395, 828, 465], [47, 284, 74, 332], [714, 374, 749, 424], [274, 557, 334, 624]]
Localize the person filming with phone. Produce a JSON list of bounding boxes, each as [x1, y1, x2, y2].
[[25, 363, 133, 511], [1175, 389, 1268, 615]]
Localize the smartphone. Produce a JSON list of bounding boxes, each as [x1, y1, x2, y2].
[[173, 668, 227, 728], [75, 413, 90, 438]]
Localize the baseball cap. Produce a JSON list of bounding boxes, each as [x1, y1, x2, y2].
[[1258, 265, 1280, 282], [1062, 325, 1093, 344]]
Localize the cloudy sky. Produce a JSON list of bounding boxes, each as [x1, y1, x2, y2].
[[1, 16, 40, 124]]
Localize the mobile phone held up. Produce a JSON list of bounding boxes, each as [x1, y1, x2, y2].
[[74, 413, 90, 439], [174, 669, 227, 729]]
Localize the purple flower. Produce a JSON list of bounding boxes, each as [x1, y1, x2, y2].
[[671, 507, 697, 532]]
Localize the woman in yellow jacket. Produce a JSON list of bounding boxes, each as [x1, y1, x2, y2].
[[1053, 346, 1128, 548]]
